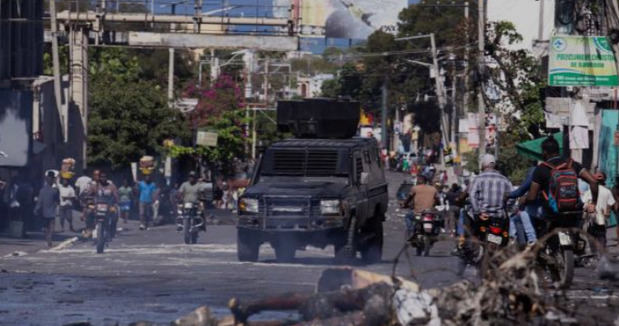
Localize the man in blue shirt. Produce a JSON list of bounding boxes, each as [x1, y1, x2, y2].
[[507, 164, 538, 245], [136, 175, 157, 230]]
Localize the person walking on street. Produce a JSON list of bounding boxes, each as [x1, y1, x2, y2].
[[136, 175, 157, 230], [118, 179, 132, 224], [58, 177, 76, 232], [34, 171, 59, 247], [582, 172, 615, 252]]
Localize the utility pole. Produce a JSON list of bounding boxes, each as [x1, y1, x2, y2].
[[168, 48, 175, 106], [463, 1, 469, 116], [538, 0, 545, 41], [451, 54, 457, 147], [253, 58, 269, 159], [430, 33, 447, 167], [381, 78, 388, 151], [49, 0, 66, 142], [478, 0, 486, 167]]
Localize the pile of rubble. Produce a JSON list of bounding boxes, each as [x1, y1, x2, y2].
[[166, 240, 618, 326]]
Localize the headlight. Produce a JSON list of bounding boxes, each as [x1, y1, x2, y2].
[[239, 198, 259, 214], [320, 199, 341, 215]]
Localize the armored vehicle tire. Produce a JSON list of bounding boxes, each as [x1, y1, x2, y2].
[[335, 216, 358, 262], [334, 241, 356, 262], [237, 229, 260, 262], [360, 218, 383, 264]]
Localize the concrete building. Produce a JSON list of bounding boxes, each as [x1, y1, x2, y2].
[[297, 73, 334, 98]]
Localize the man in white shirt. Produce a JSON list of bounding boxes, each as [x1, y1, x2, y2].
[[583, 172, 615, 251], [58, 177, 76, 232]]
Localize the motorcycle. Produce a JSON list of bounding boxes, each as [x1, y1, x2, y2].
[[457, 211, 509, 278], [476, 214, 510, 277], [407, 209, 441, 256], [176, 202, 205, 244], [534, 214, 585, 289]]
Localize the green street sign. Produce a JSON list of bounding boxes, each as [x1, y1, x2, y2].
[[548, 35, 619, 87]]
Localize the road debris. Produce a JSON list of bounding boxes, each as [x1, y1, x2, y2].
[[165, 240, 618, 326]]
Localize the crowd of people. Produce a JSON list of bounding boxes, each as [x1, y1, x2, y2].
[[0, 166, 249, 247], [401, 136, 619, 262]]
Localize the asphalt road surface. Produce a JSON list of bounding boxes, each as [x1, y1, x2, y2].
[[1, 172, 618, 325]]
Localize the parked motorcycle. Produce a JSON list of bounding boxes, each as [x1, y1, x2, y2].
[[407, 209, 441, 256], [176, 202, 205, 244]]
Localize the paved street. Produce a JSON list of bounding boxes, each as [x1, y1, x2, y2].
[[0, 172, 618, 325]]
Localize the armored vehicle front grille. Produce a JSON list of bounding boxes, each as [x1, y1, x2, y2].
[[273, 150, 305, 174], [306, 151, 338, 175], [272, 149, 338, 175], [265, 196, 310, 217]]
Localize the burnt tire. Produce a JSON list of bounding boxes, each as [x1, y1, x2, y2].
[[360, 218, 383, 264], [237, 229, 260, 262]]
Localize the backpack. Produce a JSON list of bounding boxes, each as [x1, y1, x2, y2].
[[541, 159, 580, 214]]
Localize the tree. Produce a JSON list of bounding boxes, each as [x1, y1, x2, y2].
[[88, 48, 189, 170], [168, 75, 248, 175]]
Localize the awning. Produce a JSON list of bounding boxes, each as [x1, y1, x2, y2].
[[516, 132, 563, 161]]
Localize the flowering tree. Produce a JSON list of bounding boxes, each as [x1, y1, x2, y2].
[[169, 75, 248, 171]]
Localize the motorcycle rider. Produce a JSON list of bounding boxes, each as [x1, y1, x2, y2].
[[87, 171, 119, 237], [467, 154, 513, 234], [177, 171, 206, 231], [80, 169, 100, 237], [402, 174, 439, 236], [526, 137, 598, 223]]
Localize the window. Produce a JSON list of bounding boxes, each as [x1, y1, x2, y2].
[[355, 157, 363, 181]]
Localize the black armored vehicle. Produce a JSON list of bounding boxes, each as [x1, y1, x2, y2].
[[236, 98, 388, 263]]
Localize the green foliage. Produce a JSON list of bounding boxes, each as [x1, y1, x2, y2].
[[88, 48, 189, 170], [173, 75, 248, 169], [168, 109, 247, 165]]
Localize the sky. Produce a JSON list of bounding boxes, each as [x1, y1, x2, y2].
[[127, 0, 418, 54]]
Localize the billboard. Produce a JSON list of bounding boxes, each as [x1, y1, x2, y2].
[[281, 0, 408, 39], [548, 35, 619, 87]]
